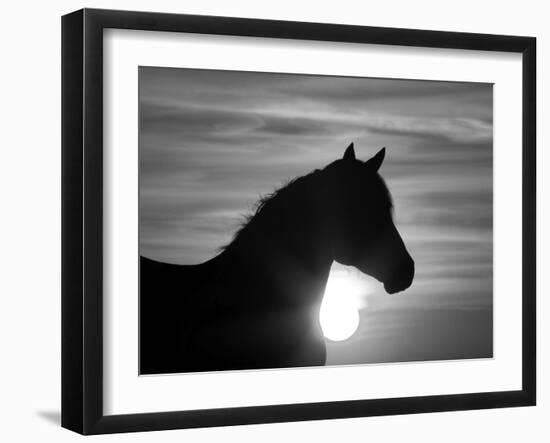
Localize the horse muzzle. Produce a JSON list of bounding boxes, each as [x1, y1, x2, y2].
[[383, 256, 415, 294]]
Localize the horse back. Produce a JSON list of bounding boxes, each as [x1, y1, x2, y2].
[[139, 256, 209, 374]]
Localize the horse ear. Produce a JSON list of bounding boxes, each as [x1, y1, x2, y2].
[[343, 143, 356, 161], [365, 147, 385, 172]]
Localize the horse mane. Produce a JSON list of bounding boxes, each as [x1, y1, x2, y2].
[[221, 161, 394, 254], [221, 168, 322, 252]]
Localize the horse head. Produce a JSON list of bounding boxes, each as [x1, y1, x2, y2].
[[322, 143, 414, 294]]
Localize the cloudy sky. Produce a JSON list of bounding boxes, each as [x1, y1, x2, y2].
[[139, 67, 493, 365]]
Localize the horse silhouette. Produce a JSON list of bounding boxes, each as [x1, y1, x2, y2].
[[140, 144, 414, 374]]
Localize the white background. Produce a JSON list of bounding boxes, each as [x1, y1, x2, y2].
[[0, 0, 546, 441]]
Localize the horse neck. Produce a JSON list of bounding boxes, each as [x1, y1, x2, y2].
[[224, 174, 333, 277]]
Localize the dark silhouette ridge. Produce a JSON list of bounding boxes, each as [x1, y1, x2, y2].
[[140, 143, 415, 374]]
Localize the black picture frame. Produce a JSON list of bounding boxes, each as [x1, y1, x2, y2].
[[61, 8, 536, 435]]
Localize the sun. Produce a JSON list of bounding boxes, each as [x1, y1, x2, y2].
[[320, 265, 367, 341]]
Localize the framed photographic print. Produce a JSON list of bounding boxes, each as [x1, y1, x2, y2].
[[61, 8, 536, 435]]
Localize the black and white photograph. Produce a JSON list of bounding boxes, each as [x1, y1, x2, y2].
[[53, 5, 538, 437], [138, 67, 493, 375]]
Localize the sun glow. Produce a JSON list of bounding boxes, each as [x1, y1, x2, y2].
[[320, 264, 368, 342]]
